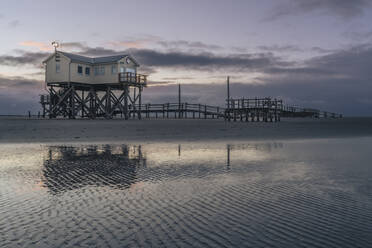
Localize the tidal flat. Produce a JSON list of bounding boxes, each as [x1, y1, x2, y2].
[[1, 137, 372, 247]]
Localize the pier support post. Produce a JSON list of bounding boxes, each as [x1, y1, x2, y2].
[[138, 87, 142, 120], [124, 85, 129, 120]]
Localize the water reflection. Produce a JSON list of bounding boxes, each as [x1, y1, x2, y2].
[[41, 142, 283, 194], [2, 140, 372, 248], [43, 145, 146, 193]]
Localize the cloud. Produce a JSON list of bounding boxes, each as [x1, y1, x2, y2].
[[305, 44, 372, 77], [266, 0, 371, 21], [16, 40, 279, 73], [157, 40, 223, 51], [68, 43, 290, 71], [20, 41, 89, 52], [128, 49, 289, 71], [107, 35, 161, 49], [19, 41, 52, 51], [0, 75, 44, 114], [8, 20, 20, 27], [0, 74, 43, 89], [311, 47, 337, 54], [108, 40, 149, 49], [106, 36, 222, 52], [79, 46, 118, 56], [262, 66, 332, 76], [0, 50, 48, 66], [161, 77, 195, 81], [2, 40, 372, 115], [342, 30, 372, 42], [258, 45, 303, 53], [60, 42, 88, 50]]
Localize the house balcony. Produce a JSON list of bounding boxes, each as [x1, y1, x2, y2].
[[119, 72, 147, 86]]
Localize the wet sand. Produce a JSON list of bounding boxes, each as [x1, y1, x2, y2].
[[0, 117, 371, 143], [1, 139, 372, 247], [1, 118, 372, 247]]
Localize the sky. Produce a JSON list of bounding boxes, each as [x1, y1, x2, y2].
[[1, 0, 372, 116]]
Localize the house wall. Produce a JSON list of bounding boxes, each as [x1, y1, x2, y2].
[[70, 62, 93, 84], [92, 63, 119, 84], [118, 57, 137, 73], [45, 53, 70, 83], [91, 58, 138, 84], [45, 53, 139, 85]]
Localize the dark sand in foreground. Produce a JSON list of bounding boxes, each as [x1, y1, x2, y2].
[[1, 117, 371, 143]]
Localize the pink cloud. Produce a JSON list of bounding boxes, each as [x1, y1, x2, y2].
[[19, 41, 52, 51]]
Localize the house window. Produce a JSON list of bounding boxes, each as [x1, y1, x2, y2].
[[111, 65, 117, 74], [99, 66, 105, 75], [77, 65, 83, 74], [94, 66, 105, 75], [85, 67, 90, 76], [56, 63, 61, 73]]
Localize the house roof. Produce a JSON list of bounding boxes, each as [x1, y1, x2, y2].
[[44, 51, 140, 66]]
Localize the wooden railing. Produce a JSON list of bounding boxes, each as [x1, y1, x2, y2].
[[127, 102, 225, 119], [118, 72, 147, 85], [281, 105, 342, 118], [226, 98, 283, 111]]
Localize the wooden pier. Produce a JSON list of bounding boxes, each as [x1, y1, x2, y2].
[[40, 96, 342, 121], [225, 98, 283, 122], [40, 73, 342, 120], [127, 103, 224, 119], [281, 106, 342, 118]]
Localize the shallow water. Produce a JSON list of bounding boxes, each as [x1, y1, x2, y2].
[[1, 139, 372, 248]]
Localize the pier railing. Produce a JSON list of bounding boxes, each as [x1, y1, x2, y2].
[[127, 102, 225, 119], [226, 98, 283, 110], [281, 105, 342, 118], [225, 98, 282, 122], [118, 72, 147, 86]]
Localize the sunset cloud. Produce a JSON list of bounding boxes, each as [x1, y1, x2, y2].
[[19, 41, 52, 51], [108, 40, 151, 49]]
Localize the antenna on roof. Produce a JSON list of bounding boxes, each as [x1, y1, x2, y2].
[[52, 41, 60, 62], [51, 41, 59, 52]]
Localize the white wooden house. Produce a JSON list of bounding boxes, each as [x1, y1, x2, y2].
[[43, 51, 140, 85]]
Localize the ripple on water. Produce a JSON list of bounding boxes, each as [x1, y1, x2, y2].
[[0, 141, 372, 248]]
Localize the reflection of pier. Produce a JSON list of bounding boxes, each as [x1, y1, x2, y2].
[[42, 145, 146, 193], [41, 143, 284, 194], [226, 143, 283, 167]]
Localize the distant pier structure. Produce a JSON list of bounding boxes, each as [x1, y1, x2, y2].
[[41, 47, 146, 119], [226, 98, 283, 122]]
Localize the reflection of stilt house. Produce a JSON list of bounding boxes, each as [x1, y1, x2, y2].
[[41, 51, 147, 119], [43, 145, 146, 193]]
